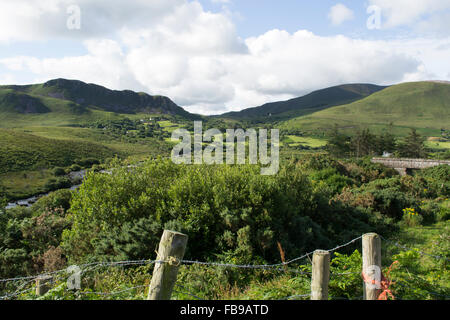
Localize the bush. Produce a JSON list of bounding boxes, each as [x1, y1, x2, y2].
[[69, 164, 82, 172], [335, 178, 418, 219], [61, 159, 383, 265], [400, 208, 423, 227], [436, 200, 450, 222], [76, 158, 100, 168], [44, 177, 72, 192], [53, 167, 66, 177], [31, 189, 74, 215]]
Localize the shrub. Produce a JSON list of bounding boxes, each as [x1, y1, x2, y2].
[[76, 158, 100, 168], [400, 208, 423, 227], [69, 164, 82, 172], [53, 167, 66, 177], [44, 177, 72, 192], [61, 159, 383, 265]]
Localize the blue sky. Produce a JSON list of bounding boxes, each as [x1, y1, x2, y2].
[[0, 0, 449, 114], [202, 0, 369, 38]]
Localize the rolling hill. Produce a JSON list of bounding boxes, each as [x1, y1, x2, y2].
[[280, 81, 450, 136], [0, 79, 197, 127], [0, 129, 117, 174], [220, 83, 387, 121]]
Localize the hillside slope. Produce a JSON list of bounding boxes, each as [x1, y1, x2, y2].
[[0, 129, 117, 174], [281, 81, 450, 135], [220, 83, 387, 121], [0, 79, 196, 127]]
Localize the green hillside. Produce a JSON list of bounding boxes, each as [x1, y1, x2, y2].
[[220, 83, 386, 121], [0, 78, 197, 127], [0, 129, 117, 174], [281, 82, 450, 136]]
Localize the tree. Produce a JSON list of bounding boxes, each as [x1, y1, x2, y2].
[[351, 128, 376, 157], [326, 125, 351, 158], [398, 129, 427, 158], [376, 124, 397, 155]]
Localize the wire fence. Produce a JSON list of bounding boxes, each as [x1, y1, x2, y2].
[[0, 233, 448, 301]]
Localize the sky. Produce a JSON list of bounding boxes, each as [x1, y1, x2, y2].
[[0, 0, 449, 115]]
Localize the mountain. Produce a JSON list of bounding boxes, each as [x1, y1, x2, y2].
[[220, 83, 387, 121], [0, 78, 196, 124], [0, 90, 51, 114], [280, 81, 450, 135]]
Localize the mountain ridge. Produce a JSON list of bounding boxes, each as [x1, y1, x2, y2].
[[219, 83, 388, 121], [280, 81, 450, 135], [0, 78, 195, 118]]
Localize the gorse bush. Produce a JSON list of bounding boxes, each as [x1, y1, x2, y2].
[[61, 159, 382, 265]]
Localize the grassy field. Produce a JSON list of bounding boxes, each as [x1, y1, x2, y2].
[[279, 82, 450, 138], [0, 126, 173, 199], [0, 129, 117, 174], [426, 141, 450, 150], [283, 135, 328, 148], [0, 170, 55, 200]]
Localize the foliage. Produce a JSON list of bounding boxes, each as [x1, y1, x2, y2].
[[329, 250, 363, 299], [400, 208, 423, 227], [397, 129, 428, 158], [0, 129, 116, 174], [61, 159, 384, 265]]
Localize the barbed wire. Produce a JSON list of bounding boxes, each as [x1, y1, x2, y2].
[[0, 259, 156, 284], [279, 293, 311, 300], [0, 236, 363, 285], [393, 281, 450, 300], [174, 284, 205, 300], [1, 233, 447, 300], [179, 235, 363, 271], [76, 285, 148, 297]]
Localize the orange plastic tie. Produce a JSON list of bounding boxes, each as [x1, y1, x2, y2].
[[362, 261, 398, 300]]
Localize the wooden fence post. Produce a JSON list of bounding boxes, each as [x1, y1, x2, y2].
[[311, 250, 330, 300], [35, 275, 53, 296], [362, 233, 382, 300], [148, 230, 188, 300]]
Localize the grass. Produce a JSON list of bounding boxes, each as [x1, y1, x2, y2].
[[283, 135, 327, 148], [0, 170, 55, 200], [280, 82, 450, 138], [0, 129, 117, 174], [426, 141, 450, 150], [0, 127, 173, 200]]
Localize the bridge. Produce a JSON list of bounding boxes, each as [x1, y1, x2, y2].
[[371, 158, 450, 176]]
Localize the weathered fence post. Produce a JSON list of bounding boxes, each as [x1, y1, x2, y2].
[[311, 250, 330, 300], [148, 230, 188, 300], [35, 275, 53, 296], [362, 233, 382, 300]]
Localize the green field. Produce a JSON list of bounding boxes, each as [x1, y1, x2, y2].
[[426, 141, 450, 150], [280, 82, 450, 137], [283, 135, 328, 148]]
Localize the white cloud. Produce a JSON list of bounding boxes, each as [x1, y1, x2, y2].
[[0, 0, 187, 42], [328, 4, 354, 26], [369, 0, 450, 35], [0, 0, 449, 115]]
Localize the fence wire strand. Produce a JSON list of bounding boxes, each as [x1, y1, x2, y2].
[[1, 234, 448, 300]]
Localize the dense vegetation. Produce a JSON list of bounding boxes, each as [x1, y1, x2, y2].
[[326, 127, 434, 159], [0, 79, 448, 300], [1, 156, 448, 300]]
